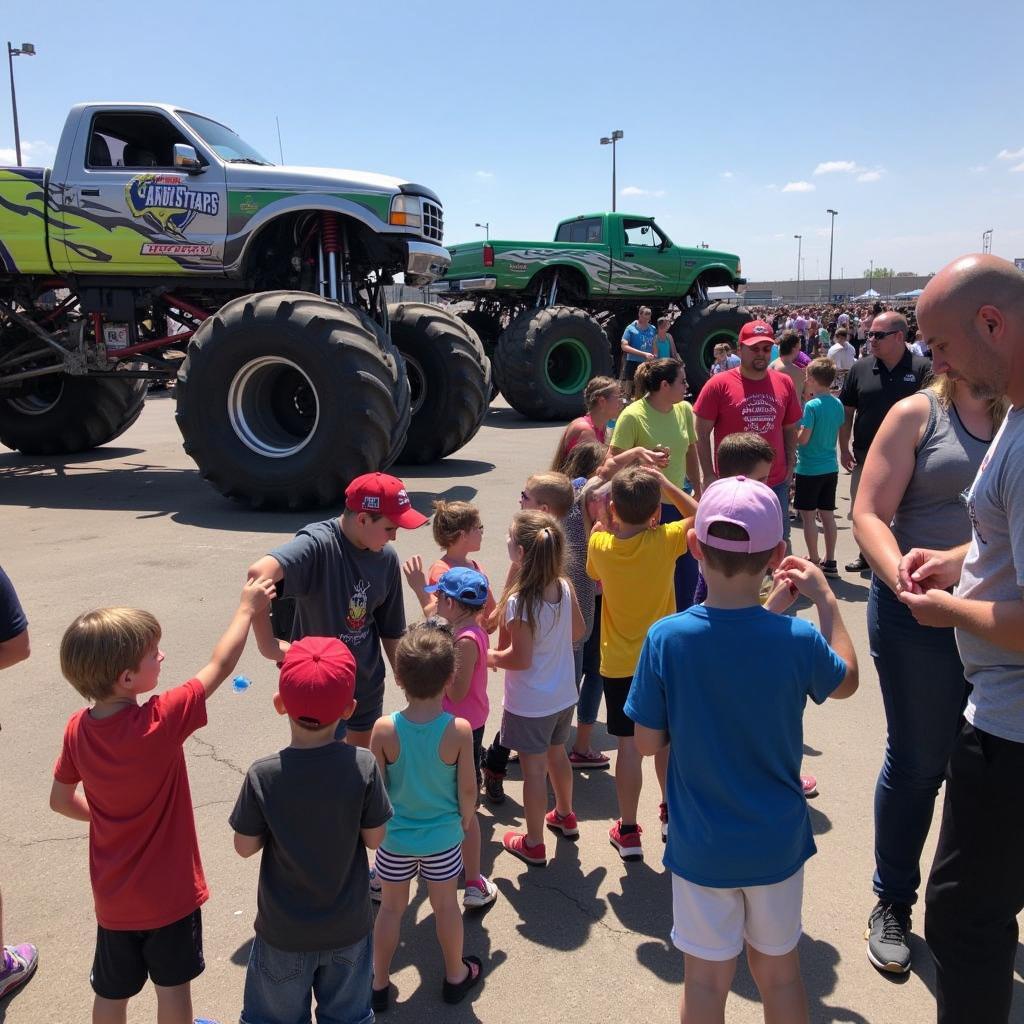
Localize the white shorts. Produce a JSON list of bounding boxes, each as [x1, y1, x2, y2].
[[670, 867, 804, 961]]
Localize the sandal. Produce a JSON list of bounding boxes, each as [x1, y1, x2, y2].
[[442, 955, 483, 1004]]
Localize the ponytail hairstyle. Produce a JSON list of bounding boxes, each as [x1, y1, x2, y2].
[[550, 376, 620, 470], [632, 356, 683, 398], [492, 510, 565, 635]]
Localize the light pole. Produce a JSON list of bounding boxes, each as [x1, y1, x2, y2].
[[826, 209, 838, 302], [474, 222, 490, 241], [600, 130, 623, 211], [869, 258, 874, 296], [6, 41, 36, 167], [794, 234, 802, 293]]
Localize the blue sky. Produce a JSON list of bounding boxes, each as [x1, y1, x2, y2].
[[4, 0, 1022, 281]]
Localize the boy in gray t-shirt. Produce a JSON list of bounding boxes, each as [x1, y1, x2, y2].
[[231, 636, 392, 1024], [249, 472, 427, 747]]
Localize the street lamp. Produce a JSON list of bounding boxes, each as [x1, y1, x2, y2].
[[826, 209, 838, 302], [793, 234, 802, 290], [6, 42, 36, 168], [474, 222, 490, 241], [599, 130, 624, 212]]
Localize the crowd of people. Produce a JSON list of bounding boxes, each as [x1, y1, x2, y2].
[[0, 254, 1022, 1024]]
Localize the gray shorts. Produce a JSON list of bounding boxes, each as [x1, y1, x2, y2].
[[500, 706, 575, 755]]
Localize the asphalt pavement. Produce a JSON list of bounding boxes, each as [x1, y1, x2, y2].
[[1, 392, 1022, 1024]]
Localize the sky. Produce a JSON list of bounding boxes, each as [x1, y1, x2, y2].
[[3, 0, 1023, 282]]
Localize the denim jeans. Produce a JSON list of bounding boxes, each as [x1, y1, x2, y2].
[[573, 595, 603, 727], [240, 932, 373, 1024], [660, 504, 698, 611], [867, 576, 968, 906], [770, 481, 792, 542]]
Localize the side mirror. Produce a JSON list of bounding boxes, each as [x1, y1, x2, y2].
[[173, 144, 202, 173]]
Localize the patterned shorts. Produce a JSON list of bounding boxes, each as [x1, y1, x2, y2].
[[374, 843, 464, 883]]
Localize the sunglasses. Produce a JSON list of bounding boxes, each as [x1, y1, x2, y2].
[[520, 490, 531, 502], [421, 616, 453, 635], [866, 329, 901, 341]]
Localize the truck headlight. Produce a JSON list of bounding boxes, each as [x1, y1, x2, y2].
[[389, 195, 422, 228]]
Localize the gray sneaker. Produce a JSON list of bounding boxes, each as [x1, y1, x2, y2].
[[865, 901, 912, 973]]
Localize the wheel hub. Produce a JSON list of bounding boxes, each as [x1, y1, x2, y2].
[[227, 357, 319, 458], [544, 337, 592, 396]]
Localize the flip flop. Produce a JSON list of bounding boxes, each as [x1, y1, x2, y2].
[[442, 955, 483, 1004]]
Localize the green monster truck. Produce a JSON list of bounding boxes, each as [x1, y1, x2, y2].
[[440, 212, 749, 418], [0, 102, 490, 509]]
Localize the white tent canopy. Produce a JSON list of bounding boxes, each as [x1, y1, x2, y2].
[[894, 288, 924, 299], [853, 288, 881, 299]]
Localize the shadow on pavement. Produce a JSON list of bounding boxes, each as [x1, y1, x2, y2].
[[483, 407, 550, 431], [395, 459, 495, 479]]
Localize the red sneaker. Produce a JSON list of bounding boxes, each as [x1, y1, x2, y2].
[[801, 774, 819, 798], [609, 819, 643, 860], [502, 830, 546, 866], [568, 749, 610, 769], [545, 809, 579, 838]]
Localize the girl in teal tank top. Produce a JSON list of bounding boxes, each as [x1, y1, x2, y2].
[[370, 623, 483, 1007]]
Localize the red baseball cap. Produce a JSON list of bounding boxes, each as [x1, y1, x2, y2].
[[738, 320, 775, 345], [344, 472, 427, 529], [278, 636, 356, 726]]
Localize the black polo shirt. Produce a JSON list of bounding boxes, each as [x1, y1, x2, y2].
[[839, 349, 931, 458]]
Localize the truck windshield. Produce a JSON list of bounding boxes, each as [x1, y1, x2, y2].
[[178, 112, 272, 165]]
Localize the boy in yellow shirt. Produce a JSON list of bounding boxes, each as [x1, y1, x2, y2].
[[587, 466, 696, 859]]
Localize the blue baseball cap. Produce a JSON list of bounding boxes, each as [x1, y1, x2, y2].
[[424, 566, 489, 607]]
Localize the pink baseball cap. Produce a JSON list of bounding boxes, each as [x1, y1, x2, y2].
[[695, 476, 783, 553], [737, 320, 775, 345]]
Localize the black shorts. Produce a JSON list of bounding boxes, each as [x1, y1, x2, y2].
[[91, 908, 204, 999], [602, 675, 636, 737], [794, 472, 839, 512], [472, 725, 484, 789]]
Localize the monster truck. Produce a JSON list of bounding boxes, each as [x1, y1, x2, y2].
[[0, 102, 490, 509], [439, 212, 748, 418]]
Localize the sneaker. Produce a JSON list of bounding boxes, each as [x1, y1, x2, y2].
[[0, 944, 37, 999], [369, 866, 382, 903], [821, 560, 839, 578], [463, 875, 499, 909], [609, 820, 643, 860], [545, 809, 580, 838], [502, 831, 546, 866], [483, 768, 506, 805], [568, 748, 610, 770], [845, 554, 869, 573], [659, 802, 669, 842], [865, 901, 912, 974], [801, 774, 819, 798]]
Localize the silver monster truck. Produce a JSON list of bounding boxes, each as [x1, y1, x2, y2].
[[0, 102, 490, 509]]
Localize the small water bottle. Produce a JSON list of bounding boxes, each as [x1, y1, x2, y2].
[[231, 675, 252, 693]]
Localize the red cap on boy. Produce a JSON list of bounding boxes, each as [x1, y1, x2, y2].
[[344, 472, 427, 529], [278, 637, 357, 726]]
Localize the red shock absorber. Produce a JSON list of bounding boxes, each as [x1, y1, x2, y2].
[[320, 212, 339, 254]]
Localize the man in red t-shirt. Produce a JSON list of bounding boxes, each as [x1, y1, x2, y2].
[[694, 320, 803, 539], [49, 579, 274, 1023]]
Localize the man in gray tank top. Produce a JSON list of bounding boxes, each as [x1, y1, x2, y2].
[[896, 254, 1024, 1024]]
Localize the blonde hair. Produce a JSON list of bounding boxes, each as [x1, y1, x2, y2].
[[526, 472, 574, 518], [431, 499, 480, 549], [60, 608, 162, 701], [492, 511, 565, 634], [550, 377, 619, 470], [929, 374, 1008, 436]]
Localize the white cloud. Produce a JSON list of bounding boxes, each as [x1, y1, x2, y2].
[[782, 181, 815, 193], [1012, 161, 1024, 173], [857, 170, 883, 183], [997, 147, 1024, 161], [813, 160, 862, 175], [474, 170, 494, 179], [721, 170, 734, 179], [620, 185, 666, 198], [0, 139, 55, 165]]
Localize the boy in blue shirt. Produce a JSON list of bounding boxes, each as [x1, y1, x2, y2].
[[626, 477, 858, 1024], [794, 358, 846, 577]]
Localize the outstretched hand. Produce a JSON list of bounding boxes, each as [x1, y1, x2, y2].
[[402, 555, 428, 595]]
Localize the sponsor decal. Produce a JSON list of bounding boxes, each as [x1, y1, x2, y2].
[[140, 243, 213, 257], [362, 495, 381, 510], [396, 488, 410, 507], [238, 194, 258, 214], [125, 173, 221, 240], [507, 262, 528, 272], [903, 374, 916, 382]]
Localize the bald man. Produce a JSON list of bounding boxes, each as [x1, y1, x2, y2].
[[895, 254, 1024, 1023]]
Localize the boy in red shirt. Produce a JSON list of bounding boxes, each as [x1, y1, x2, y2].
[[48, 578, 275, 1024]]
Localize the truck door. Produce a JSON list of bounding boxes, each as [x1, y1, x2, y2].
[[53, 109, 227, 275], [611, 219, 681, 296]]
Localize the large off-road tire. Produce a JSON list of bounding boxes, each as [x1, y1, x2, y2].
[[175, 291, 407, 510], [496, 305, 614, 420], [0, 374, 147, 455], [388, 302, 491, 464], [457, 308, 503, 399], [671, 302, 754, 395]]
